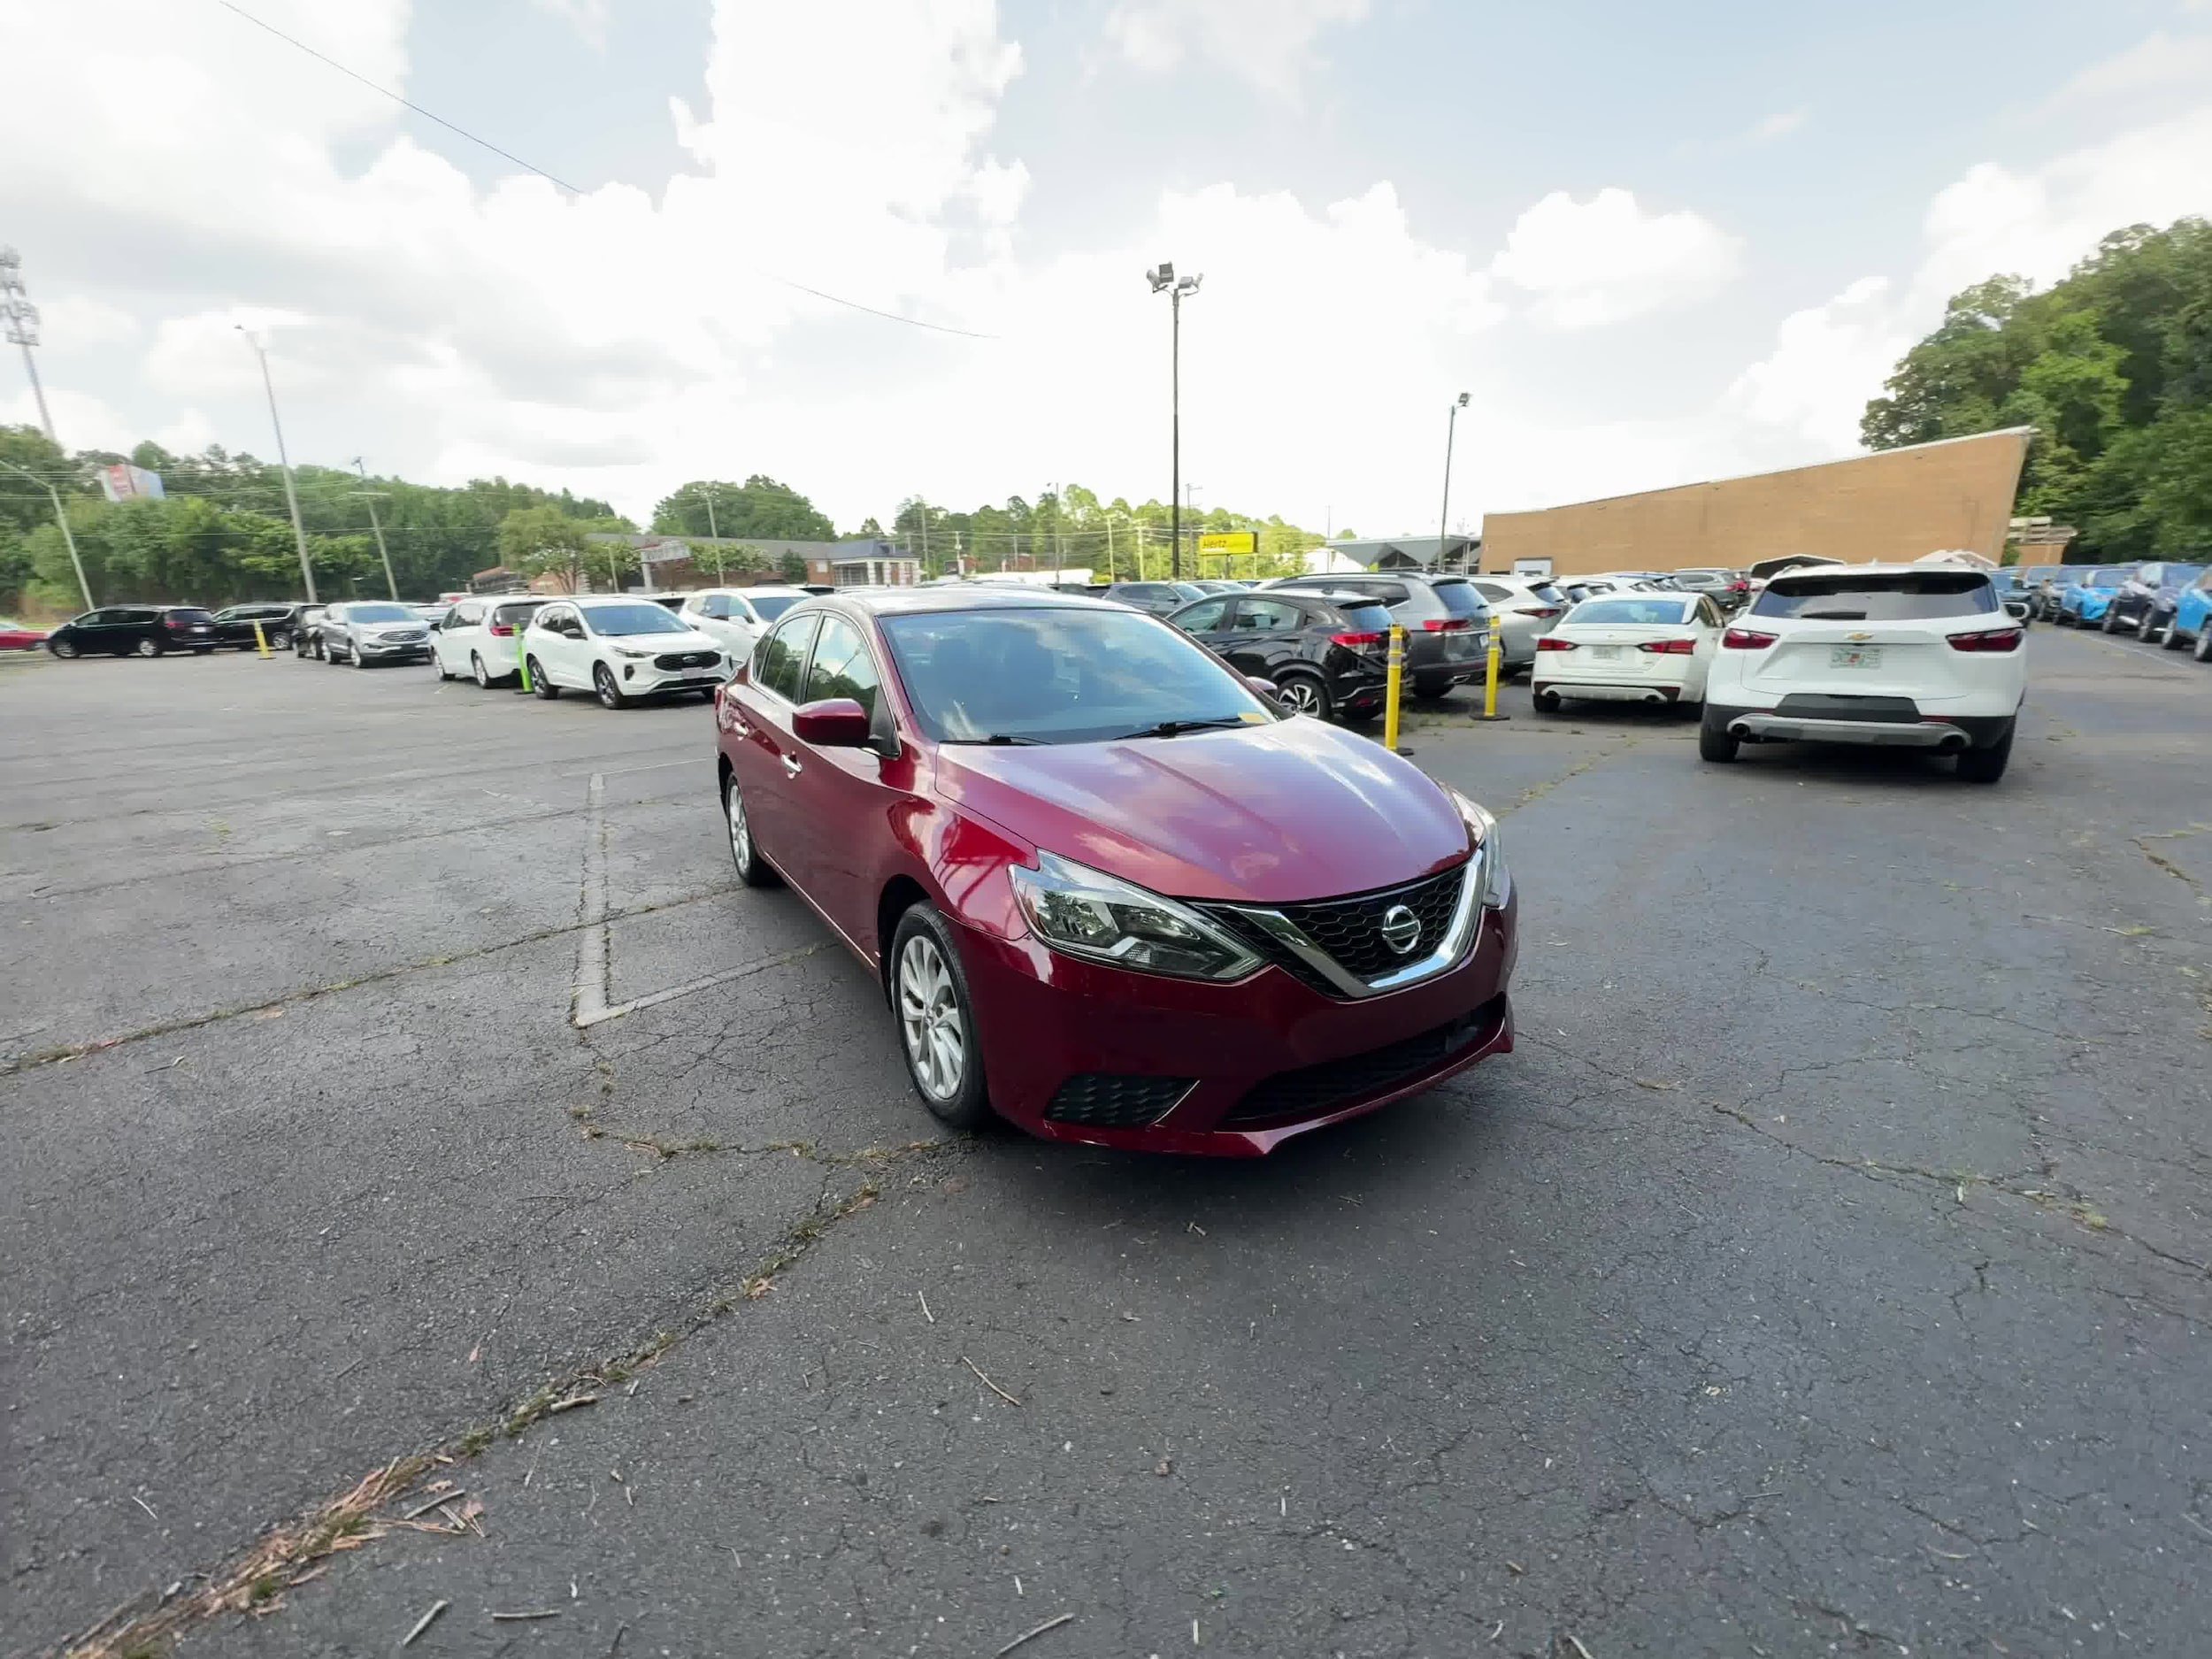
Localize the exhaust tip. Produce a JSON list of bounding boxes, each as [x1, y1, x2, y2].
[[1937, 731, 1969, 752]]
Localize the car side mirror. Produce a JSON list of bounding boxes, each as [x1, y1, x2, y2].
[[727, 658, 750, 687], [791, 697, 871, 748], [1244, 676, 1279, 700]]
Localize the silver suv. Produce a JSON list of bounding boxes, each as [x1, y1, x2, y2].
[[320, 601, 433, 668], [1462, 576, 1569, 672]]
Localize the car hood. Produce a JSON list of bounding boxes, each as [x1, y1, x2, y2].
[[934, 717, 1471, 904], [356, 619, 424, 634]]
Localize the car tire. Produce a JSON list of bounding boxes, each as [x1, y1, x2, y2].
[[888, 903, 994, 1132], [433, 651, 452, 680], [2101, 607, 2122, 633], [2160, 618, 2185, 649], [593, 663, 629, 710], [528, 657, 559, 698], [352, 644, 369, 668], [49, 638, 77, 659], [1698, 709, 1740, 764], [1410, 674, 1450, 701], [136, 638, 161, 658], [721, 769, 780, 888], [269, 631, 290, 651], [1956, 724, 2013, 784], [1274, 672, 1331, 720], [2195, 626, 2212, 664], [1532, 687, 1563, 713], [472, 653, 492, 687]]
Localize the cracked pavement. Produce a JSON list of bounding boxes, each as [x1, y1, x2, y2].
[[3, 628, 2208, 1658]]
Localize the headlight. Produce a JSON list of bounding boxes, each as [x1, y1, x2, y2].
[[612, 646, 654, 659], [1008, 852, 1260, 981], [1448, 788, 1511, 909]]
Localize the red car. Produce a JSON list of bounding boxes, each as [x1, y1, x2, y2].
[[714, 589, 1517, 1156], [0, 619, 50, 651]]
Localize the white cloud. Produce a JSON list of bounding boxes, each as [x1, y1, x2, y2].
[[1723, 277, 1906, 451], [1487, 188, 1742, 327], [31, 294, 140, 349], [1103, 0, 1370, 93], [530, 0, 609, 50], [1747, 108, 1809, 143], [2047, 30, 2212, 109]]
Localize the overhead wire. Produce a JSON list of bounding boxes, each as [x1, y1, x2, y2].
[[211, 0, 999, 341]]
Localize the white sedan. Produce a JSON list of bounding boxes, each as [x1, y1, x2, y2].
[[1531, 592, 1729, 712], [521, 595, 730, 709]]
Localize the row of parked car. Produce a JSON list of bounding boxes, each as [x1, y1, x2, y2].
[[2015, 561, 2212, 659]]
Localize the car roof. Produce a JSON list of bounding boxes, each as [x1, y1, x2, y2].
[[810, 587, 1118, 618]]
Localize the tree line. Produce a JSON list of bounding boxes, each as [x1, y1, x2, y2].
[[1863, 217, 2212, 561]]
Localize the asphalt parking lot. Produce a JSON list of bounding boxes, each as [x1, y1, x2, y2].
[[4, 628, 2208, 1659]]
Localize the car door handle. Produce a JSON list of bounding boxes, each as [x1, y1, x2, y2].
[[780, 753, 803, 777]]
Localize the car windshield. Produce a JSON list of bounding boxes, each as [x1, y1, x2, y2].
[[348, 603, 413, 623], [1570, 597, 1694, 626], [491, 602, 543, 626], [749, 594, 802, 621], [1754, 573, 1997, 620], [880, 607, 1271, 745], [581, 603, 689, 636], [1430, 580, 1488, 618]]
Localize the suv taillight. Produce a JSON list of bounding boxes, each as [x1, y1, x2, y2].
[[1421, 618, 1471, 631], [1721, 627, 1777, 649], [1535, 636, 1578, 651], [1637, 639, 1697, 655], [488, 622, 515, 636], [1947, 627, 2023, 653], [1517, 605, 1562, 619], [1329, 630, 1384, 648]]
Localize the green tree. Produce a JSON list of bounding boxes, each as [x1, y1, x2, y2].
[[498, 506, 593, 591], [653, 477, 834, 541]]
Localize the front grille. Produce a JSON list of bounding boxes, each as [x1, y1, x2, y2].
[[1276, 865, 1465, 979], [1044, 1073, 1194, 1128], [656, 650, 719, 671], [373, 631, 426, 644], [1223, 997, 1505, 1126]]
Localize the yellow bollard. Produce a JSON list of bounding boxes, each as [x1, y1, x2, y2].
[[1474, 609, 1510, 721], [1382, 621, 1407, 753], [252, 620, 272, 658]]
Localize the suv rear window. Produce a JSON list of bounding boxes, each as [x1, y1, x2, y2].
[[1330, 601, 1394, 633], [1429, 580, 1487, 618], [165, 609, 213, 623], [1752, 573, 1997, 621]]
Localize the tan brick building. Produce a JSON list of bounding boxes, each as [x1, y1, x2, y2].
[[1479, 427, 2032, 578]]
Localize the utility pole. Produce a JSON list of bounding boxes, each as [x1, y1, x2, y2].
[[1440, 392, 1470, 572], [237, 326, 318, 603], [348, 459, 398, 600], [1146, 263, 1202, 580], [0, 249, 57, 446], [0, 455, 92, 611], [702, 483, 723, 580], [917, 496, 930, 570]]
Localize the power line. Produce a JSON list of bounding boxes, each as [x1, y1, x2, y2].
[[211, 0, 998, 342]]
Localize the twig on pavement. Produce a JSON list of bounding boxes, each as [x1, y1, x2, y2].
[[994, 1611, 1073, 1655], [400, 1600, 449, 1647], [963, 1355, 1021, 1407]]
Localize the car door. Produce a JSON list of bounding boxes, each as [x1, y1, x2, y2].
[[435, 602, 479, 673], [523, 604, 567, 682], [727, 613, 821, 872], [1222, 595, 1303, 680], [549, 606, 596, 686], [63, 609, 117, 653], [1686, 596, 1724, 698], [777, 613, 899, 941]]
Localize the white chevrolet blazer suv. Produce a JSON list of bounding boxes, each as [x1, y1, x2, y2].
[[1700, 564, 2026, 783]]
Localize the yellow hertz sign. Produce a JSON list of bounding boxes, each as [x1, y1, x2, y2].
[[1196, 532, 1259, 557]]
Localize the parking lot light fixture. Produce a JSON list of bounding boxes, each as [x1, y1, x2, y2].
[[1147, 263, 1202, 579], [1440, 391, 1469, 571], [237, 325, 319, 604]]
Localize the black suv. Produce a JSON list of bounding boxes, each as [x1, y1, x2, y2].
[[1266, 571, 1490, 697], [2110, 561, 2208, 640], [1166, 588, 1394, 722], [211, 602, 313, 651], [44, 605, 219, 658]]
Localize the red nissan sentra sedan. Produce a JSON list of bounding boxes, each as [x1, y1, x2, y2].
[[713, 588, 1517, 1156]]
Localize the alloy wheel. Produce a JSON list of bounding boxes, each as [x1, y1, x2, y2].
[[726, 780, 752, 870], [136, 639, 159, 657], [2198, 627, 2212, 664], [1277, 678, 1325, 717], [472, 654, 490, 687], [50, 640, 76, 659], [595, 664, 624, 709], [897, 934, 965, 1102]]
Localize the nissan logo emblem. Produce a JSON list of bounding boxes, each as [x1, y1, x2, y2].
[[1379, 903, 1422, 956]]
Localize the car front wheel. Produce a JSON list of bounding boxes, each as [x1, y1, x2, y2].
[[2195, 626, 2212, 664], [593, 663, 629, 710], [889, 905, 994, 1131], [49, 639, 77, 659]]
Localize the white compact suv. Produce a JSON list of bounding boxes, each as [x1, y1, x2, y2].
[[522, 595, 729, 709], [1700, 564, 2025, 782], [677, 586, 812, 663]]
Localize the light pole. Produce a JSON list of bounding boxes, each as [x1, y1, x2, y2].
[[1146, 262, 1202, 580], [237, 326, 318, 603], [348, 459, 398, 600], [0, 455, 92, 611], [701, 483, 723, 581], [1439, 392, 1470, 571], [0, 249, 58, 446]]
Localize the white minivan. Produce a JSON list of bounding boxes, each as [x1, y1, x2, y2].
[[522, 595, 729, 709], [1700, 564, 2025, 782], [431, 595, 547, 687], [677, 586, 812, 663]]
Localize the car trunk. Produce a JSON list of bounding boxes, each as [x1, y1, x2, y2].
[[1548, 626, 1693, 679], [1740, 624, 1971, 700]]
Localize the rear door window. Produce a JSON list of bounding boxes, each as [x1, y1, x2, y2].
[[1331, 602, 1393, 635], [1430, 580, 1487, 619], [1752, 573, 1997, 620], [1172, 598, 1229, 633], [1233, 598, 1304, 633]]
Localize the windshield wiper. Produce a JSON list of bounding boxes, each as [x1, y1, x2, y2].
[[1118, 716, 1249, 740], [941, 733, 1045, 746]]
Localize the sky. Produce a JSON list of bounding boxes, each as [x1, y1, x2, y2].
[[4, 0, 2212, 538]]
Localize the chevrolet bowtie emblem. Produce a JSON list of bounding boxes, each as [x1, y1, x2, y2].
[[1847, 631, 1874, 641]]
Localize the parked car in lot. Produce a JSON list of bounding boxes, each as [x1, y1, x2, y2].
[[1268, 571, 1492, 695], [211, 602, 311, 651], [2112, 562, 2206, 641], [429, 595, 547, 686], [676, 585, 813, 664], [1983, 571, 2035, 623], [1532, 592, 1728, 712], [1167, 588, 1395, 722], [319, 601, 433, 667], [1462, 575, 1569, 672], [2164, 567, 2212, 661], [1, 617, 50, 650], [44, 605, 218, 657], [523, 595, 728, 708], [1100, 580, 1209, 616], [713, 588, 1517, 1154], [1699, 565, 2024, 781], [2052, 566, 2132, 626], [293, 605, 327, 657]]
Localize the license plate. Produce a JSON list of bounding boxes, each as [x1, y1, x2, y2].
[[1590, 645, 1621, 660], [1831, 646, 1882, 670]]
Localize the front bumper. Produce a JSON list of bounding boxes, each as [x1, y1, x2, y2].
[[615, 657, 728, 692], [954, 890, 1518, 1156], [357, 638, 429, 657]]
